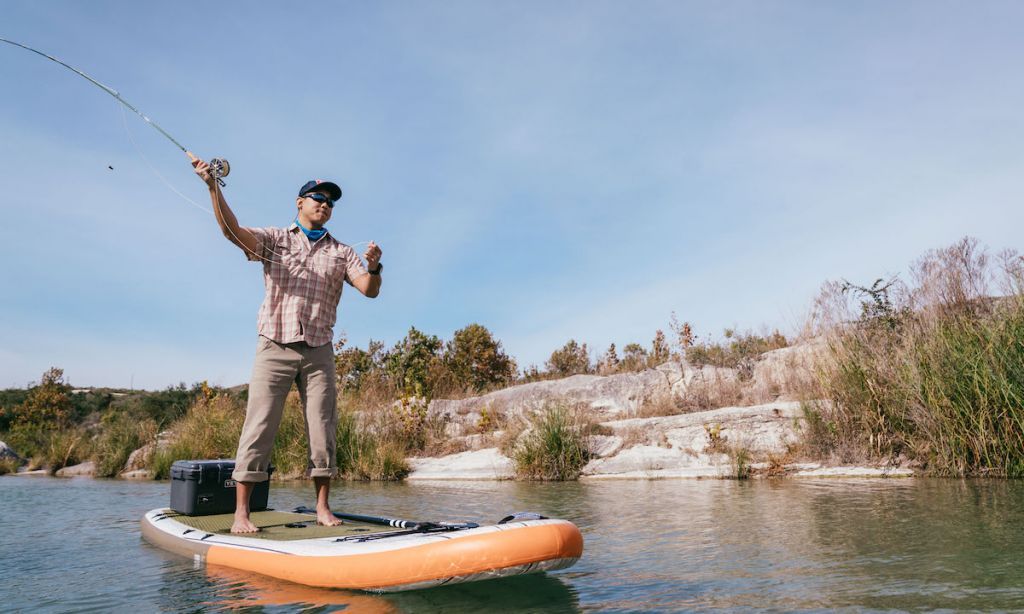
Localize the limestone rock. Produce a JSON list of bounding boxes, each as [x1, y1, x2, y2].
[[56, 461, 96, 477], [0, 440, 24, 463], [747, 339, 826, 402], [427, 340, 824, 437], [578, 401, 806, 479], [589, 435, 623, 458], [123, 444, 154, 473], [407, 448, 515, 480], [429, 369, 673, 432], [601, 401, 804, 455], [121, 430, 173, 476]]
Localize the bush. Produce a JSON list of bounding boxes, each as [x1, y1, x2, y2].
[[546, 340, 591, 377], [619, 343, 648, 373], [443, 323, 517, 394], [509, 405, 592, 480], [686, 329, 789, 376], [385, 327, 444, 398], [92, 412, 158, 477]]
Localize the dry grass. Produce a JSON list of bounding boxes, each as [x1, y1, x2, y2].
[[0, 457, 20, 475], [804, 238, 1024, 476], [149, 393, 245, 479], [636, 393, 682, 418], [617, 425, 649, 449], [678, 373, 746, 411], [92, 412, 158, 477]]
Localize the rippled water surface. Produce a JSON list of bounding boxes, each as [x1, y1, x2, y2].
[[2, 476, 1023, 612]]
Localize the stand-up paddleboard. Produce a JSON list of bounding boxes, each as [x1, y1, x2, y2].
[[140, 507, 583, 592]]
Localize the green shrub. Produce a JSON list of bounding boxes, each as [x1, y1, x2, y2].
[[510, 405, 591, 480], [545, 340, 591, 377], [729, 446, 751, 480], [443, 323, 517, 393], [686, 329, 789, 376]]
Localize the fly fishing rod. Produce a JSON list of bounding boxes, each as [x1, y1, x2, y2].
[[0, 37, 230, 185]]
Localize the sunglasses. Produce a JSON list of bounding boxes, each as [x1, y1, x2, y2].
[[305, 193, 335, 208]]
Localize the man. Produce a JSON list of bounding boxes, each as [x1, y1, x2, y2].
[[193, 157, 382, 533]]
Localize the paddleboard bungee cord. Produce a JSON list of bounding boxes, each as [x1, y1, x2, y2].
[[2, 37, 371, 268]]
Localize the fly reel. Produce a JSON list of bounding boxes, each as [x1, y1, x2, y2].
[[208, 157, 231, 187]]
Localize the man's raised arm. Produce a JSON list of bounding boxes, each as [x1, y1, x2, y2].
[[192, 156, 260, 258]]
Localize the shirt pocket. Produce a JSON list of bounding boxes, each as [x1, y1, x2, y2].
[[317, 251, 347, 292]]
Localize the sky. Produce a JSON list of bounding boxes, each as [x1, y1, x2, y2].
[[2, 1, 1023, 390]]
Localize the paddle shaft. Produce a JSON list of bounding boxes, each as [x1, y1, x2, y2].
[[292, 506, 477, 531]]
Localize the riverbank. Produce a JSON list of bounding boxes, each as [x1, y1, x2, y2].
[[3, 238, 1019, 481], [4, 395, 914, 482]]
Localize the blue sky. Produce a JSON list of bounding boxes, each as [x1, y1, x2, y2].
[[2, 1, 1022, 389]]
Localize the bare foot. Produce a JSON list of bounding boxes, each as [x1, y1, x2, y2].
[[231, 513, 260, 534], [317, 508, 344, 527]]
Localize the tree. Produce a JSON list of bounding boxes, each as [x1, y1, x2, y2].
[[15, 367, 72, 429], [335, 339, 386, 392], [443, 323, 516, 393], [619, 343, 648, 372], [385, 327, 443, 397], [650, 330, 671, 366], [546, 340, 591, 377], [597, 343, 620, 375]]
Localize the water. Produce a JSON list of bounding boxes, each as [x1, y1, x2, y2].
[[2, 476, 1023, 612]]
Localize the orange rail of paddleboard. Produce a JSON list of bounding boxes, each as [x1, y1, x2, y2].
[[206, 521, 583, 590]]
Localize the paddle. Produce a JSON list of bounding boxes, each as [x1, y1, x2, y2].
[[292, 506, 478, 532]]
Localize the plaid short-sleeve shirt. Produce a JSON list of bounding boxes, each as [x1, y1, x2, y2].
[[243, 224, 367, 347]]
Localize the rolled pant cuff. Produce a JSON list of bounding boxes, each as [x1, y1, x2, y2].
[[232, 470, 269, 482], [307, 467, 337, 479]]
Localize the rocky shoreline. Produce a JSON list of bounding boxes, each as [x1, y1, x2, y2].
[[3, 365, 914, 481], [1, 342, 914, 481]]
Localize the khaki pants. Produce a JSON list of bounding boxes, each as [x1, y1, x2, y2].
[[232, 336, 337, 482]]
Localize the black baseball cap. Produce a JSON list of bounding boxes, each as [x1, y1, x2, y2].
[[298, 179, 342, 201]]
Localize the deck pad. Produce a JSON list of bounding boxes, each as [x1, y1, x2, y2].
[[163, 509, 402, 541]]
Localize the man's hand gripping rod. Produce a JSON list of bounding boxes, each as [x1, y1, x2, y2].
[[187, 152, 231, 187]]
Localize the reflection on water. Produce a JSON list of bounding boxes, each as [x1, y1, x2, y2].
[[2, 476, 1023, 612], [178, 562, 580, 613]]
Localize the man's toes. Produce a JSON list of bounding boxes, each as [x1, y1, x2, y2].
[[231, 520, 260, 534], [317, 514, 343, 526]]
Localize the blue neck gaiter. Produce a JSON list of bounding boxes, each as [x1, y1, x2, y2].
[[295, 219, 327, 242]]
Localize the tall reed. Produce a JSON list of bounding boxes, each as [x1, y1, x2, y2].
[[809, 239, 1024, 476]]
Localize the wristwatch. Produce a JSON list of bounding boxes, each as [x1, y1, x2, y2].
[[368, 263, 383, 276]]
